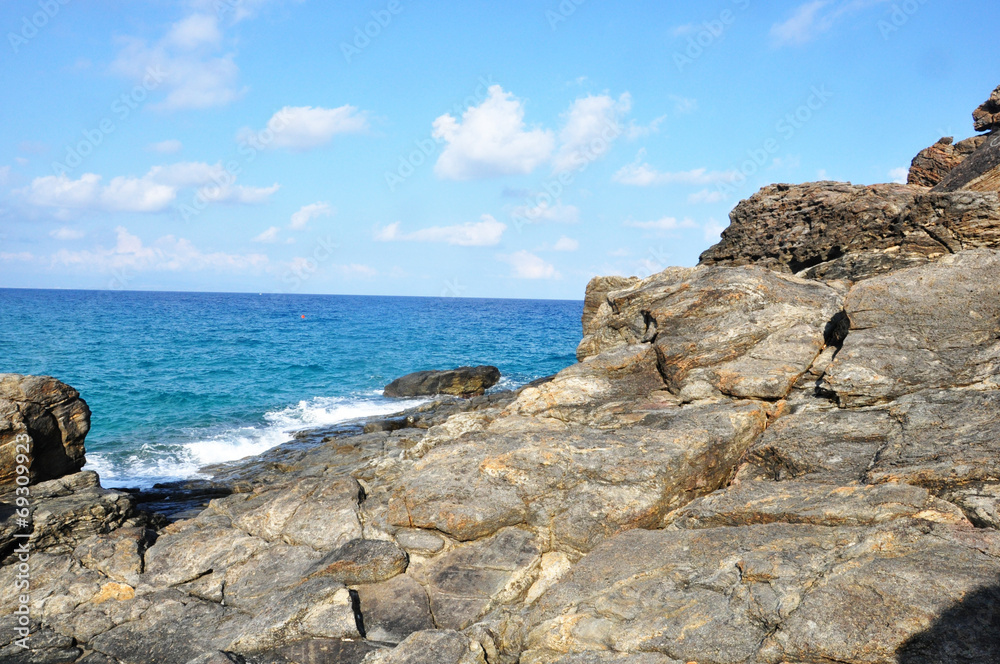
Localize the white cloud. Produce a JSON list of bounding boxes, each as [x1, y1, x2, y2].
[[704, 218, 728, 242], [148, 140, 183, 154], [613, 152, 739, 187], [20, 162, 279, 215], [252, 226, 281, 243], [335, 263, 377, 278], [147, 161, 227, 187], [52, 226, 269, 274], [1, 252, 34, 262], [0, 166, 10, 185], [553, 236, 579, 252], [770, 0, 890, 46], [511, 200, 580, 225], [110, 10, 254, 111], [433, 86, 555, 180], [689, 189, 726, 204], [166, 13, 223, 50], [375, 215, 506, 247], [499, 250, 559, 279], [290, 202, 333, 229], [198, 183, 280, 204], [20, 174, 176, 213], [624, 217, 698, 231], [552, 93, 632, 173], [889, 167, 909, 184], [49, 227, 85, 241], [242, 106, 369, 151], [671, 96, 699, 114]]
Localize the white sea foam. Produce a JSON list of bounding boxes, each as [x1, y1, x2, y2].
[[85, 394, 427, 487]]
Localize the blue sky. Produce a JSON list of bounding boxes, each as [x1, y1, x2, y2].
[[1, 0, 997, 299]]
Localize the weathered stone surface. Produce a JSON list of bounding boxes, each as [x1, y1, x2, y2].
[[669, 480, 967, 529], [361, 630, 487, 664], [908, 135, 986, 187], [389, 402, 766, 550], [699, 182, 1000, 280], [974, 84, 1000, 132], [384, 367, 501, 399], [0, 374, 89, 489], [310, 538, 408, 586], [523, 522, 1000, 664], [354, 574, 435, 644], [580, 276, 640, 347], [409, 527, 541, 630], [73, 526, 155, 586], [822, 249, 1000, 406], [578, 264, 842, 401], [934, 130, 1000, 192]]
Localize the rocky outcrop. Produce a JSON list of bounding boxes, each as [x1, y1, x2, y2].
[[698, 181, 1000, 281], [908, 135, 986, 187], [0, 374, 89, 489], [384, 366, 501, 398], [974, 84, 1000, 132], [7, 87, 1000, 664]]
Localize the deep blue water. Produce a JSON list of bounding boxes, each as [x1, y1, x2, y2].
[[0, 289, 582, 487]]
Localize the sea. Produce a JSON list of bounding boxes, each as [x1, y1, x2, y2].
[[0, 289, 583, 489]]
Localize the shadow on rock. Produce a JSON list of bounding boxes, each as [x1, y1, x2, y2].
[[897, 576, 1000, 663]]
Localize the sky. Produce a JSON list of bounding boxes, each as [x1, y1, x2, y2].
[[0, 0, 997, 299]]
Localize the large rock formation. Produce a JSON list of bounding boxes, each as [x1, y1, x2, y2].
[[0, 374, 89, 489], [907, 135, 986, 187], [5, 87, 1000, 664]]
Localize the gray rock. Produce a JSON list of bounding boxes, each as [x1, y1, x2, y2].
[[354, 574, 435, 643], [384, 367, 501, 399], [310, 539, 408, 586], [0, 374, 90, 489], [361, 630, 486, 664], [822, 249, 1000, 406]]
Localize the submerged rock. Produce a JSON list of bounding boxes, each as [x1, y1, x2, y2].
[[384, 366, 501, 398]]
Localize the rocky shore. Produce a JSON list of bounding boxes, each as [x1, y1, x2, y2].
[[4, 87, 1000, 663]]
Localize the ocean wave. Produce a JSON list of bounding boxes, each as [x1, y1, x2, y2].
[[86, 394, 427, 488]]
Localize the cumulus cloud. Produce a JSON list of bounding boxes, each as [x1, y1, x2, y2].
[[770, 0, 890, 47], [252, 226, 281, 243], [148, 140, 183, 154], [688, 189, 727, 204], [510, 200, 580, 225], [704, 218, 728, 242], [624, 217, 699, 231], [889, 167, 909, 184], [290, 202, 333, 229], [613, 151, 739, 187], [433, 86, 555, 180], [375, 215, 506, 247], [20, 174, 176, 213], [51, 226, 269, 274], [49, 227, 85, 241], [111, 12, 245, 111], [498, 250, 559, 279], [553, 236, 579, 252], [552, 93, 632, 173], [241, 106, 369, 151], [20, 162, 279, 215]]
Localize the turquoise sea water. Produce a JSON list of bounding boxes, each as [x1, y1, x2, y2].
[[0, 289, 582, 488]]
